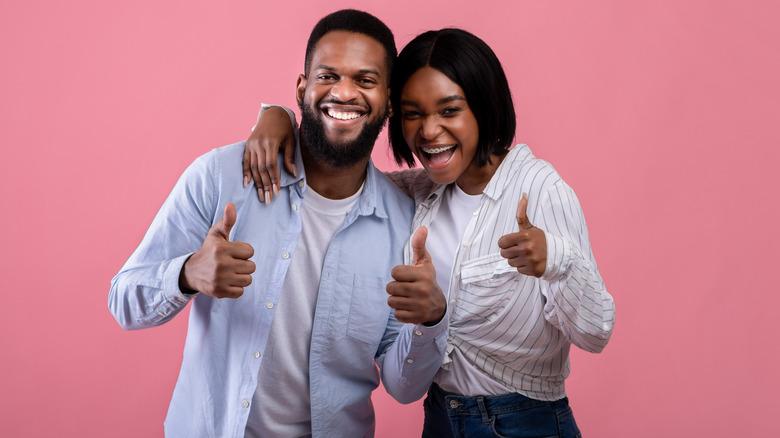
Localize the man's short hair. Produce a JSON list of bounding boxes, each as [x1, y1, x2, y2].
[[389, 28, 517, 168], [304, 9, 397, 82]]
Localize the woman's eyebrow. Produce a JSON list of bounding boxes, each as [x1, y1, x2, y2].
[[438, 95, 466, 104], [400, 95, 465, 107]]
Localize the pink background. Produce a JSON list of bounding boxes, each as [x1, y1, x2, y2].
[[2, 1, 778, 436]]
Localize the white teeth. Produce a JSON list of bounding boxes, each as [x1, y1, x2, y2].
[[422, 144, 456, 154], [326, 109, 361, 120]]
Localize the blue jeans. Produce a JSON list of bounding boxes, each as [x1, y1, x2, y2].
[[422, 383, 581, 438]]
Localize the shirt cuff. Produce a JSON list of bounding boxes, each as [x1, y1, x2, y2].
[[541, 231, 572, 281], [257, 103, 298, 130], [163, 253, 197, 305], [410, 316, 448, 344]]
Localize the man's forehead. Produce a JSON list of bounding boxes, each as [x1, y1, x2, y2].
[[309, 30, 388, 76]]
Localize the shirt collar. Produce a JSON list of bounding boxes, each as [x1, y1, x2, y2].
[[279, 140, 387, 219], [279, 137, 305, 189], [482, 144, 532, 200]]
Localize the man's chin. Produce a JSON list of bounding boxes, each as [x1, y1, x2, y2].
[[322, 130, 361, 148]]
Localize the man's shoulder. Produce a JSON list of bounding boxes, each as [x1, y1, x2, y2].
[[369, 165, 415, 215], [208, 141, 246, 162]]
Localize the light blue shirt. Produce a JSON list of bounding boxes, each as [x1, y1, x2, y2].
[[109, 142, 448, 437]]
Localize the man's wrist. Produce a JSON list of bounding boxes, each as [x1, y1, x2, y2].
[[178, 256, 198, 295]]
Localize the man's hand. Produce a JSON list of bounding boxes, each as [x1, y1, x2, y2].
[[497, 194, 547, 277], [386, 227, 447, 326], [242, 106, 297, 204], [179, 203, 256, 298]]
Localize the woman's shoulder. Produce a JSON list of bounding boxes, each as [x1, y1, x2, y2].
[[383, 168, 435, 198]]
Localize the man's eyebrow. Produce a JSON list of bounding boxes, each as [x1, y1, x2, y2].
[[313, 65, 382, 77], [357, 68, 381, 76], [400, 95, 466, 107]]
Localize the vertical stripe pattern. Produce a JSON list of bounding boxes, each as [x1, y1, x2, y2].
[[387, 144, 615, 401]]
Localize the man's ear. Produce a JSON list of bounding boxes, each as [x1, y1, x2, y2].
[[296, 74, 307, 105]]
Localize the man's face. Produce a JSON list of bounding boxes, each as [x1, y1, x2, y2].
[[297, 30, 391, 169]]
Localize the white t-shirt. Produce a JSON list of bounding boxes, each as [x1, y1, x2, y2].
[[428, 183, 515, 395], [245, 182, 362, 438]]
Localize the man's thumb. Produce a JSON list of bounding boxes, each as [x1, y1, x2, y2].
[[516, 193, 533, 230], [411, 226, 430, 266], [212, 202, 237, 241]]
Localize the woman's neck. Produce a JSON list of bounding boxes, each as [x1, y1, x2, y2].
[[455, 152, 507, 195]]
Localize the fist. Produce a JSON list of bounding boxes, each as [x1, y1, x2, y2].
[[386, 227, 446, 325], [497, 194, 547, 277], [179, 203, 256, 298]]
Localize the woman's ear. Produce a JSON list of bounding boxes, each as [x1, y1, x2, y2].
[[387, 89, 393, 117]]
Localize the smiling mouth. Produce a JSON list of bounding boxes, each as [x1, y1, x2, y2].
[[324, 107, 365, 121], [420, 144, 457, 166]]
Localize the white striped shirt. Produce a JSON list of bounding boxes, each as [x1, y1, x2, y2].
[[387, 144, 615, 401]]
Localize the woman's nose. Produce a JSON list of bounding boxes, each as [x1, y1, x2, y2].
[[420, 116, 443, 140]]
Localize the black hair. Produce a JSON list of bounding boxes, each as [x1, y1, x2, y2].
[[304, 9, 397, 82], [389, 28, 516, 168]]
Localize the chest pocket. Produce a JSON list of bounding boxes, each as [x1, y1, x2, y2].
[[456, 253, 520, 318], [346, 275, 393, 346], [460, 252, 518, 285]]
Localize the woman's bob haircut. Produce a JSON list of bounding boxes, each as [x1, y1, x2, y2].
[[389, 28, 517, 168]]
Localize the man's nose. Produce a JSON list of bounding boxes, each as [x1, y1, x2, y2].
[[329, 79, 360, 103]]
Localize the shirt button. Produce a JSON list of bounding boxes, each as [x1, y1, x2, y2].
[[472, 210, 478, 216], [176, 297, 186, 303], [282, 252, 290, 259], [298, 180, 304, 188], [254, 351, 261, 358], [414, 330, 423, 336], [158, 311, 165, 316], [266, 302, 274, 309], [242, 400, 250, 408], [291, 203, 298, 211], [406, 358, 414, 364]]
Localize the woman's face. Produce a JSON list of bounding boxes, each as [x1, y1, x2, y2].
[[399, 66, 484, 193]]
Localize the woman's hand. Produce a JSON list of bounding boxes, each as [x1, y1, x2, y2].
[[497, 194, 547, 277], [242, 106, 297, 204]]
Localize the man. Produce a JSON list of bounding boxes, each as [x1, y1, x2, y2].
[[109, 9, 447, 437]]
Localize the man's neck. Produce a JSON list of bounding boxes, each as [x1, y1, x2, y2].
[[299, 140, 370, 200]]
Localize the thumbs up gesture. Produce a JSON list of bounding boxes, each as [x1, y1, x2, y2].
[[386, 227, 446, 325], [497, 194, 547, 277], [179, 203, 256, 298]]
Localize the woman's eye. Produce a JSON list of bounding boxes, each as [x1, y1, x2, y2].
[[441, 107, 462, 116], [401, 111, 421, 120]]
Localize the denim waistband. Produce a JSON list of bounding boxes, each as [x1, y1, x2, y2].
[[431, 382, 560, 423]]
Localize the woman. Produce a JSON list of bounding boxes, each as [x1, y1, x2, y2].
[[245, 28, 614, 438]]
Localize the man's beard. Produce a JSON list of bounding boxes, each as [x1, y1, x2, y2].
[[298, 100, 388, 169]]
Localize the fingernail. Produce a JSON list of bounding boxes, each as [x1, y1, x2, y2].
[[273, 183, 279, 198], [243, 175, 250, 188], [257, 189, 264, 203], [292, 165, 298, 178], [265, 191, 271, 206]]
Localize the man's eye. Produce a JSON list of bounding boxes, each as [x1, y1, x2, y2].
[[317, 74, 336, 81]]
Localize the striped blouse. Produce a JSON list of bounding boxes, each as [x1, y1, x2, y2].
[[386, 144, 615, 401]]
